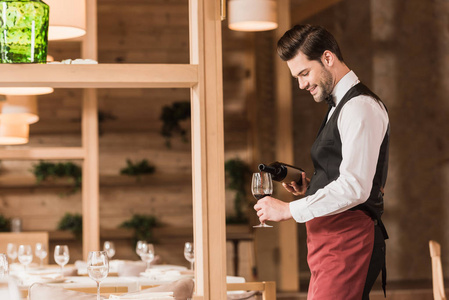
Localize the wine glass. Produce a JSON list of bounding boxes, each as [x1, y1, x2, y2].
[[0, 254, 8, 278], [6, 244, 17, 264], [35, 243, 48, 268], [184, 242, 194, 271], [87, 251, 109, 300], [136, 240, 145, 258], [103, 241, 116, 259], [17, 245, 33, 271], [140, 243, 155, 271], [251, 172, 273, 228], [54, 245, 70, 276]]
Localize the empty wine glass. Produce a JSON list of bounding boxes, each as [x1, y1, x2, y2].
[[54, 245, 69, 276], [140, 243, 155, 271], [103, 241, 115, 259], [35, 243, 47, 268], [184, 242, 194, 270], [6, 244, 17, 264], [0, 254, 8, 279], [136, 240, 145, 258], [87, 251, 109, 300], [17, 245, 33, 271], [252, 172, 273, 228]]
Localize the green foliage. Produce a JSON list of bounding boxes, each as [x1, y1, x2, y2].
[[31, 161, 82, 193], [225, 158, 252, 224], [121, 214, 158, 245], [57, 213, 82, 240], [120, 159, 156, 180], [160, 101, 191, 148], [0, 215, 10, 232]]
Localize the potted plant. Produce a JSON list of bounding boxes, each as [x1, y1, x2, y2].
[[160, 101, 190, 148], [31, 161, 82, 194], [120, 214, 158, 246], [0, 214, 10, 232], [120, 159, 156, 181], [225, 158, 252, 225], [57, 213, 82, 240]]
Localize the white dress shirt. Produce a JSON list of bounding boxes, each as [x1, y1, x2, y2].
[[289, 71, 389, 223]]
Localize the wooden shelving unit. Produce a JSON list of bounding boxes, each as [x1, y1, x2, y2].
[[0, 0, 226, 299]]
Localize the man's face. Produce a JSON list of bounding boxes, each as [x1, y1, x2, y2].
[[287, 51, 334, 103]]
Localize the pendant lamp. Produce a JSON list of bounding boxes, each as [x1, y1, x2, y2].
[[228, 0, 278, 32], [0, 122, 29, 145], [0, 95, 39, 124], [46, 0, 86, 40]]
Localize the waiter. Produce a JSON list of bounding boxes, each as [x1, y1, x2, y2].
[[254, 24, 389, 300]]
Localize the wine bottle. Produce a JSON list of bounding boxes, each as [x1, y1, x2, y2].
[[258, 161, 304, 186]]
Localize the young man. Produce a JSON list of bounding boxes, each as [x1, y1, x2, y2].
[[254, 24, 389, 299]]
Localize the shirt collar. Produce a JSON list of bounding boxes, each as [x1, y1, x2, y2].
[[331, 70, 360, 106]]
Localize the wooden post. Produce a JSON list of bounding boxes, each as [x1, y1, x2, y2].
[[189, 0, 226, 299], [275, 0, 299, 292], [81, 0, 100, 259]]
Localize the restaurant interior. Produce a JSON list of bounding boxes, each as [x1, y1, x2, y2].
[[0, 0, 448, 299]]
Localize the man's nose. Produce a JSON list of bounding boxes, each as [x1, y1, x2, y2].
[[298, 78, 308, 90]]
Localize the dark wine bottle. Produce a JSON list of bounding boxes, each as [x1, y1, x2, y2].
[[258, 161, 304, 186]]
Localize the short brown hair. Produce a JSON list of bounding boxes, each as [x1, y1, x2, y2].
[[277, 24, 344, 62]]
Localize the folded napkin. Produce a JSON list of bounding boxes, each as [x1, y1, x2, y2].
[[108, 292, 173, 299], [140, 269, 183, 281]]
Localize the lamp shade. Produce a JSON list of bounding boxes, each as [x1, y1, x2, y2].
[[0, 95, 39, 124], [0, 122, 29, 145], [46, 0, 86, 40], [228, 0, 278, 32], [0, 87, 54, 95]]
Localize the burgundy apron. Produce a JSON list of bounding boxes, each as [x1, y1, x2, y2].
[[306, 210, 374, 300]]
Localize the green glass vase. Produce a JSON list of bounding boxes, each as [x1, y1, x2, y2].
[[0, 0, 49, 63]]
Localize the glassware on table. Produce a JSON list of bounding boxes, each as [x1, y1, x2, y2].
[[17, 245, 33, 271], [34, 243, 47, 268], [54, 245, 69, 276], [136, 240, 145, 258], [184, 242, 194, 271], [103, 241, 116, 259], [6, 244, 17, 264], [0, 278, 21, 300], [140, 243, 155, 271], [0, 254, 8, 278], [251, 172, 273, 228], [87, 251, 109, 300]]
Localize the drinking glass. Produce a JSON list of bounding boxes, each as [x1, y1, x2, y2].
[[87, 251, 109, 300], [251, 172, 273, 228], [184, 242, 194, 271], [136, 240, 145, 258], [0, 254, 8, 279], [6, 244, 17, 264], [0, 278, 21, 300], [35, 243, 47, 268], [140, 243, 155, 271], [54, 245, 69, 276], [17, 245, 33, 271], [103, 241, 115, 259]]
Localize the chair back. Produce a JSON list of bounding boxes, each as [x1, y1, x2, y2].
[[227, 281, 276, 300], [0, 232, 49, 265], [430, 240, 447, 300]]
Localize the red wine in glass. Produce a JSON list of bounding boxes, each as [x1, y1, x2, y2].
[[251, 172, 273, 228]]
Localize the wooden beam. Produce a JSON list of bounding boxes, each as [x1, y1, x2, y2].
[[0, 147, 85, 160], [275, 0, 299, 292], [291, 0, 342, 23], [81, 0, 100, 259], [0, 64, 198, 88], [190, 0, 226, 299]]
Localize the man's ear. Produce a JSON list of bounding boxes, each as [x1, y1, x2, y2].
[[321, 50, 334, 67]]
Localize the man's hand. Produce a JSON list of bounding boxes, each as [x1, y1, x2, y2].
[[253, 196, 292, 224], [282, 172, 310, 196]]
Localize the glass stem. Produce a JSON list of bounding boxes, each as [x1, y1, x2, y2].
[[147, 262, 150, 270], [190, 262, 193, 271], [97, 282, 101, 300], [61, 265, 64, 276], [40, 258, 43, 268]]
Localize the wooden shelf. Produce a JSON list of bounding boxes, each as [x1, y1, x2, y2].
[[0, 147, 85, 160], [0, 64, 198, 88]]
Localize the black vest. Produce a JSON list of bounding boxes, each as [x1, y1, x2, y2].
[[306, 83, 389, 239]]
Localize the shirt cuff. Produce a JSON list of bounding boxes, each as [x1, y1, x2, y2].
[[289, 198, 315, 223]]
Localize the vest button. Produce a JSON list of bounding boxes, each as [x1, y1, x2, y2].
[[313, 170, 317, 175]]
